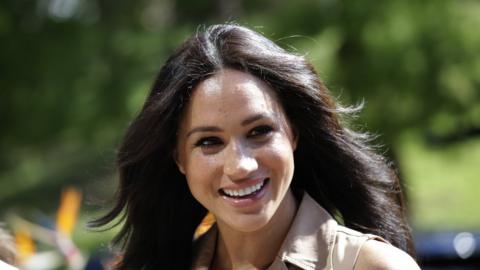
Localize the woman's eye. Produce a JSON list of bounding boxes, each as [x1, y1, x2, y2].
[[194, 137, 222, 148], [248, 125, 274, 138]]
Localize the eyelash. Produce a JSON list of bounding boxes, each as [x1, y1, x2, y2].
[[193, 125, 274, 148], [194, 136, 222, 148], [248, 125, 274, 138]]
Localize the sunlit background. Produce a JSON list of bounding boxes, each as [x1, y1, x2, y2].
[[1, 0, 479, 269]]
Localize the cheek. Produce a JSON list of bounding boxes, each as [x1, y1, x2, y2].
[[185, 169, 210, 207], [261, 138, 295, 175], [184, 153, 222, 196]]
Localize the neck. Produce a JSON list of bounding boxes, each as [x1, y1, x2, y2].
[[213, 191, 298, 270]]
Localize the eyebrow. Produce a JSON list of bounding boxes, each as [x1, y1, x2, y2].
[[185, 113, 271, 138], [241, 113, 269, 126], [186, 126, 222, 138]]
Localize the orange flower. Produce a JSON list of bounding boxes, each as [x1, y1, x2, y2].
[[194, 212, 215, 239], [56, 187, 82, 237]]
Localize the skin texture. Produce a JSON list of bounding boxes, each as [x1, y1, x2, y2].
[[176, 69, 298, 269], [175, 68, 420, 269], [355, 240, 421, 270]]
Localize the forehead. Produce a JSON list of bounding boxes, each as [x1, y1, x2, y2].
[[196, 69, 276, 104], [183, 69, 283, 123]]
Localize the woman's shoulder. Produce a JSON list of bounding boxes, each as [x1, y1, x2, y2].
[[279, 192, 420, 270], [331, 225, 420, 270], [354, 239, 420, 270]]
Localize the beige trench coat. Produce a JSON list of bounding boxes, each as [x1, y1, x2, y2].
[[191, 193, 386, 270]]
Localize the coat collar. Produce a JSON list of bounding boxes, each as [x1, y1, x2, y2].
[[191, 193, 338, 270]]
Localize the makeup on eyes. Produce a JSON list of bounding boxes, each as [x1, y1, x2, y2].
[[194, 136, 223, 148], [248, 125, 274, 138], [192, 124, 276, 149], [186, 113, 276, 138]]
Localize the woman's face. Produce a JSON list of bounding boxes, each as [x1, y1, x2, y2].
[[176, 69, 297, 233]]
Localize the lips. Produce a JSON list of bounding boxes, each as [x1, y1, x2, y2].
[[220, 178, 269, 199]]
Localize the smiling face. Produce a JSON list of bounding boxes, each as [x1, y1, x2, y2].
[[175, 69, 298, 233]]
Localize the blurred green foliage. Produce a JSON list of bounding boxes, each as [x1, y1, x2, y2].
[[399, 132, 480, 230], [1, 0, 479, 252]]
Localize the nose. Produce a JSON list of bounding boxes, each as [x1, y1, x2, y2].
[[223, 139, 258, 180]]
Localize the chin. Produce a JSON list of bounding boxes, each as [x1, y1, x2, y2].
[[223, 213, 272, 233]]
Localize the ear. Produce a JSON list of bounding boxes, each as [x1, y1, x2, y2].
[[290, 125, 299, 151], [173, 149, 186, 175]]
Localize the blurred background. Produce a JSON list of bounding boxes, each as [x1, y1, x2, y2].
[[1, 0, 479, 269]]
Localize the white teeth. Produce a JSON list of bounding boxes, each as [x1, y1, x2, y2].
[[222, 180, 266, 197]]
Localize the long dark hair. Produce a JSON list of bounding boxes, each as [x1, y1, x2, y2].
[[90, 23, 414, 269]]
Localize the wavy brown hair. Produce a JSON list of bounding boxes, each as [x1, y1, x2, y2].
[[90, 23, 414, 269]]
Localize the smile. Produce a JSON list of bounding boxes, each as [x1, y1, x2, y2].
[[220, 178, 268, 198]]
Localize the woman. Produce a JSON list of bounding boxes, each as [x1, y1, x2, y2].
[[91, 24, 420, 269]]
